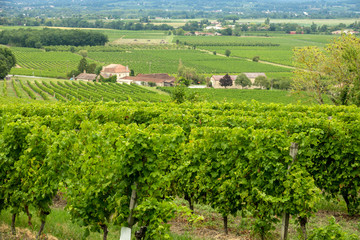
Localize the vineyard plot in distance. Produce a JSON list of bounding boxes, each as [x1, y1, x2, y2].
[[1, 78, 169, 103], [3, 29, 325, 79]]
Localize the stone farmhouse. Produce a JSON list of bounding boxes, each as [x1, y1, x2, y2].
[[122, 74, 175, 87], [75, 63, 175, 87], [100, 64, 130, 82], [210, 73, 267, 89]]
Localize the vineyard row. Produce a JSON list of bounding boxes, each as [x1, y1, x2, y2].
[[0, 101, 359, 239]]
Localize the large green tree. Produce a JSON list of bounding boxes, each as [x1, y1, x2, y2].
[[292, 46, 330, 105], [293, 35, 360, 106], [0, 47, 16, 79], [235, 73, 252, 88], [254, 76, 270, 90], [325, 34, 360, 106], [77, 57, 88, 73]]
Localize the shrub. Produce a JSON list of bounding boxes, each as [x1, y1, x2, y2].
[[148, 82, 156, 87], [254, 76, 270, 89], [171, 85, 186, 103], [235, 73, 252, 88], [225, 49, 231, 57], [219, 74, 233, 88], [253, 56, 260, 62], [308, 217, 359, 240]]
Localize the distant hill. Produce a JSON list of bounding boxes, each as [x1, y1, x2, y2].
[[1, 0, 360, 19]]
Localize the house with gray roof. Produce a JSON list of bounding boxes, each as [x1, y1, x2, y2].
[[210, 73, 267, 89]]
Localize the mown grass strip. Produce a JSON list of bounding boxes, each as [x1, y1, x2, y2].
[[12, 79, 23, 98]]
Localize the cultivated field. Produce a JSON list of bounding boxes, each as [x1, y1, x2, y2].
[[1, 26, 339, 79], [175, 34, 336, 67], [1, 19, 359, 240], [10, 47, 86, 78], [0, 101, 359, 240], [0, 78, 168, 102], [87, 49, 290, 75]]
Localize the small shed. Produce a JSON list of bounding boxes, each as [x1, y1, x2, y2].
[[75, 73, 97, 81]]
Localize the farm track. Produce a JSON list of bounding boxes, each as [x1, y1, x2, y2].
[[198, 49, 295, 70], [5, 80, 17, 98], [7, 75, 59, 79]]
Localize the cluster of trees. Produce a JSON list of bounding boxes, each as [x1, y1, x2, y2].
[[220, 21, 360, 36], [172, 21, 210, 35], [0, 28, 108, 48], [83, 20, 174, 31], [293, 34, 360, 106], [0, 17, 174, 31], [181, 20, 209, 32], [173, 19, 360, 36], [2, 15, 360, 37], [177, 60, 206, 86], [0, 47, 16, 79], [67, 51, 101, 79]]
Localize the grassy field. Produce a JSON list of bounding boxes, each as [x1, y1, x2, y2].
[[0, 195, 358, 240]]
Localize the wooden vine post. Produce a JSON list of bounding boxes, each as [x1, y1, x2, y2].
[[120, 183, 138, 240], [127, 183, 138, 228], [281, 142, 299, 240]]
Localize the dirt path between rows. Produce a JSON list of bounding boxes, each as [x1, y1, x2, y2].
[[198, 49, 296, 70]]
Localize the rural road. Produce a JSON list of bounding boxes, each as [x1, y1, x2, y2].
[[198, 49, 296, 70]]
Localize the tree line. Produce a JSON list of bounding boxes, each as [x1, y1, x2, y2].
[[2, 0, 360, 20], [172, 20, 360, 36], [0, 17, 174, 31], [0, 28, 109, 48]]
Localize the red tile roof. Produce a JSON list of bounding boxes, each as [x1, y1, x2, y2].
[[101, 64, 130, 73]]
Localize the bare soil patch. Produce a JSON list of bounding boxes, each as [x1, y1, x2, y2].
[[0, 224, 57, 240]]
